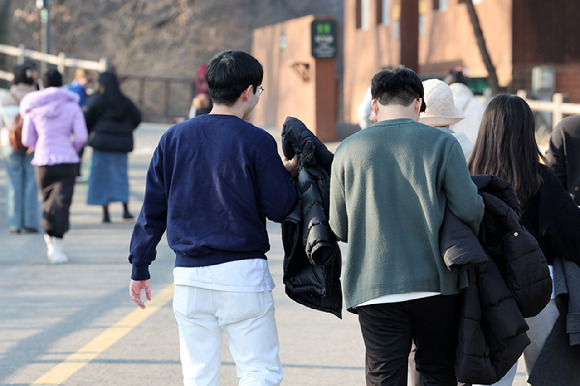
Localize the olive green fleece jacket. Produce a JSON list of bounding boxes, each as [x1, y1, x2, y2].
[[329, 118, 484, 311]]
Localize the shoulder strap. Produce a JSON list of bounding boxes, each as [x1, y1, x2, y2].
[[9, 91, 21, 106]]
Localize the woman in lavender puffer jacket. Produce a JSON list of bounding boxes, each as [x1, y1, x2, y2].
[[20, 69, 88, 264]]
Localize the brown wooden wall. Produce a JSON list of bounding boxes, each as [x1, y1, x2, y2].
[[252, 15, 337, 141], [512, 0, 580, 64], [342, 0, 514, 124], [512, 0, 580, 101]]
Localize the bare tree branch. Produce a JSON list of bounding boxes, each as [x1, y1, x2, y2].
[[464, 0, 499, 95]]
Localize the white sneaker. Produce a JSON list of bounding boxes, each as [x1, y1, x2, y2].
[[46, 236, 68, 264], [44, 234, 54, 262]]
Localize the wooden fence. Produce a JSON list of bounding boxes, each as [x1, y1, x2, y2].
[[0, 43, 108, 82], [0, 44, 196, 122], [517, 90, 580, 129]]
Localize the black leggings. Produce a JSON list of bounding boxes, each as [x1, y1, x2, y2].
[[35, 163, 78, 238]]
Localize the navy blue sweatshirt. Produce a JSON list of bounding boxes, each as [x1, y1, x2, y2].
[[129, 114, 297, 280]]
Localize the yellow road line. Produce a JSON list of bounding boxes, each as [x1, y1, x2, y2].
[[32, 285, 174, 385]]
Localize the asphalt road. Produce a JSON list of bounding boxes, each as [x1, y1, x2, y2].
[[0, 122, 529, 385]]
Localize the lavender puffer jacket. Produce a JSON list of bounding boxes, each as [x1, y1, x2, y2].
[[20, 87, 88, 166]]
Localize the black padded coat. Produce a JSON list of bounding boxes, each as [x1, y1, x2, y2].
[[440, 175, 551, 384], [280, 116, 342, 318]]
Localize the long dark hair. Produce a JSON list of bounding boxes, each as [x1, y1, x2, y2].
[[468, 94, 545, 206], [97, 71, 124, 105], [95, 70, 132, 117]]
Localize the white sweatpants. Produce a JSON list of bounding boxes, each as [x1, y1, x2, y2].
[[173, 285, 283, 386]]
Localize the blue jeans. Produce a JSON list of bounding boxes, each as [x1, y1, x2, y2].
[[1, 145, 39, 230]]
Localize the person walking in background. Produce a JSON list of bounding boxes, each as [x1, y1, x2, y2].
[[444, 68, 485, 145], [545, 114, 580, 206], [0, 64, 39, 234], [357, 85, 374, 129], [329, 65, 484, 385], [66, 68, 94, 179], [187, 63, 213, 118], [469, 94, 580, 385], [83, 70, 141, 223], [128, 50, 298, 386], [420, 78, 473, 159], [358, 67, 393, 130], [66, 68, 94, 107], [20, 68, 88, 264]]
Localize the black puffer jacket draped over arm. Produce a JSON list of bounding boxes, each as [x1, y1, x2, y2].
[[280, 116, 342, 318], [440, 175, 552, 384]]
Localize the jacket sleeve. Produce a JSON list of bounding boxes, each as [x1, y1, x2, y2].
[[545, 126, 568, 189], [440, 208, 488, 272], [128, 143, 168, 280], [71, 106, 88, 152], [253, 138, 297, 223], [329, 152, 348, 242], [21, 114, 37, 149], [82, 97, 99, 132], [443, 141, 484, 235], [543, 187, 580, 265], [128, 99, 142, 129]]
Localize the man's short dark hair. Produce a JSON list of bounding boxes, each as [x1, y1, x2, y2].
[[43, 68, 63, 88], [206, 50, 263, 106], [371, 65, 426, 112]]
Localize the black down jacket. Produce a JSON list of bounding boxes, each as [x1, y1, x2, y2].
[[280, 116, 342, 318], [440, 175, 551, 384], [473, 175, 552, 318], [441, 210, 530, 384]]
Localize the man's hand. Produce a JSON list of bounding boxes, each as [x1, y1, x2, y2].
[[283, 156, 299, 178], [130, 279, 151, 309]]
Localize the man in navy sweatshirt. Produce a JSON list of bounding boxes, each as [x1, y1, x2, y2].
[[128, 50, 298, 386]]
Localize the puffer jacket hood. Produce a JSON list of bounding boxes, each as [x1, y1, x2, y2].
[[449, 83, 474, 109], [20, 87, 79, 119]]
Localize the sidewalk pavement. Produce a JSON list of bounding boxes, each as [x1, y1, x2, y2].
[[0, 121, 529, 385]]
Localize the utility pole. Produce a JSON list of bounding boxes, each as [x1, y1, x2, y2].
[[36, 0, 51, 74]]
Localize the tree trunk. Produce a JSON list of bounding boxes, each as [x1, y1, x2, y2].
[[464, 0, 500, 96]]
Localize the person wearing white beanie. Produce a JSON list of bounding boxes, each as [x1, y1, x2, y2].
[[420, 78, 474, 160]]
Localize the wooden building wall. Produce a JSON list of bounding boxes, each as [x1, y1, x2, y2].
[[252, 15, 337, 141], [512, 0, 580, 102]]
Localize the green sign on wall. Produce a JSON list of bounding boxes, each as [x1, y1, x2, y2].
[[311, 20, 337, 59]]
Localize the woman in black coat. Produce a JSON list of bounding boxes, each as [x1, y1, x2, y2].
[[83, 71, 141, 223], [468, 94, 580, 385]]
